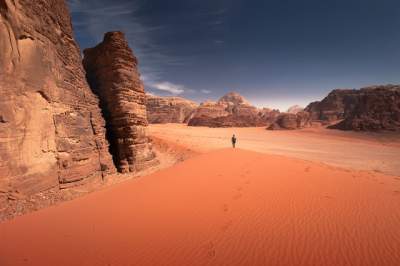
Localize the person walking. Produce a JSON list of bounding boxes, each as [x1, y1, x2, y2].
[[231, 134, 237, 148]]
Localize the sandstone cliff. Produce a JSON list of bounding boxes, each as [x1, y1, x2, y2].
[[0, 0, 115, 199], [306, 85, 400, 131], [146, 95, 198, 123], [83, 31, 157, 173]]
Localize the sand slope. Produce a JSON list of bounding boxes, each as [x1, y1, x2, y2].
[[1, 149, 400, 266]]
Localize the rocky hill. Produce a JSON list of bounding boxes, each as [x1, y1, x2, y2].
[[146, 95, 198, 123], [188, 92, 271, 127]]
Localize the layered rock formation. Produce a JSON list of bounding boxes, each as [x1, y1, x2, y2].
[[146, 95, 198, 123], [267, 111, 312, 130], [83, 32, 157, 173], [0, 0, 115, 198], [188, 92, 271, 127], [306, 85, 400, 131]]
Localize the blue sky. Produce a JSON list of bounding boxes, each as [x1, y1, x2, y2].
[[68, 0, 400, 111]]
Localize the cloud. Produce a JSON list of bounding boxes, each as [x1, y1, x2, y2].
[[148, 81, 186, 95], [67, 0, 181, 85], [201, 89, 212, 94]]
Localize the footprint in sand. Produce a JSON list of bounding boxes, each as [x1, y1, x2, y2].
[[202, 242, 216, 258], [221, 204, 229, 212], [305, 166, 311, 172], [236, 186, 243, 192], [233, 193, 242, 200], [393, 190, 400, 195], [220, 220, 233, 232], [244, 179, 251, 185]]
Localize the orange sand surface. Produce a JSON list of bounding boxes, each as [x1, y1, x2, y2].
[[1, 149, 400, 266], [150, 124, 400, 176]]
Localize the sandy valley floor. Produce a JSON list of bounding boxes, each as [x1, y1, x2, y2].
[[150, 124, 400, 176], [1, 124, 400, 265]]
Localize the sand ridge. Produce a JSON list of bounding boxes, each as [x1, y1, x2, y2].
[[1, 148, 400, 266]]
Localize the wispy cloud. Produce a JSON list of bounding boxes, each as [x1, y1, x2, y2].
[[201, 89, 212, 94], [147, 81, 186, 95]]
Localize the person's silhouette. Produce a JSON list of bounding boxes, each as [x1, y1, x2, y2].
[[231, 134, 237, 148]]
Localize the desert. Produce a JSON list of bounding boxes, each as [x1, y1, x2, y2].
[[1, 0, 400, 265], [1, 124, 400, 265]]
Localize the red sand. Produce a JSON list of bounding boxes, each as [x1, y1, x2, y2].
[[1, 148, 400, 266]]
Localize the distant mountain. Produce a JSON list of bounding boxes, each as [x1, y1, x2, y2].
[[287, 105, 304, 114]]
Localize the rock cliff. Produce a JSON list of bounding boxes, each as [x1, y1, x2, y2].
[[0, 0, 115, 198], [329, 85, 400, 131], [146, 95, 198, 123], [306, 85, 400, 131], [83, 31, 157, 173], [305, 89, 358, 122]]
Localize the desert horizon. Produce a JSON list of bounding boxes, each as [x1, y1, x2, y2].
[[1, 0, 400, 265]]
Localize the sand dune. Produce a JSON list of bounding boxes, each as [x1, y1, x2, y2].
[[1, 149, 400, 266]]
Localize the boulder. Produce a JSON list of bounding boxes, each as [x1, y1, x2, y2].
[[0, 0, 115, 195], [83, 32, 158, 173], [146, 95, 198, 123], [267, 111, 312, 130]]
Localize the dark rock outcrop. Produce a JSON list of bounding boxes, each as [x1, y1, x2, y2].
[[305, 89, 359, 122], [83, 31, 157, 173], [0, 0, 115, 197], [146, 95, 198, 123], [188, 92, 272, 127], [328, 85, 400, 131], [306, 85, 400, 131]]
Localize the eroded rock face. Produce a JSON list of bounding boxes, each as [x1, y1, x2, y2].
[[305, 89, 358, 122], [305, 85, 400, 131], [0, 0, 115, 197], [188, 92, 271, 127], [267, 111, 312, 130], [83, 31, 157, 173], [329, 85, 400, 131], [146, 95, 198, 123]]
